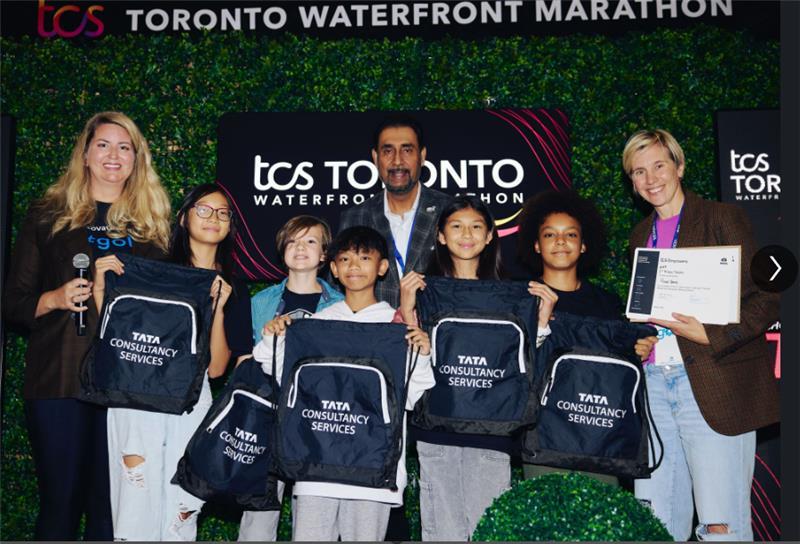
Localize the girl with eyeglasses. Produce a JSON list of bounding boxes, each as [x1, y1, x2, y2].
[[168, 184, 252, 380], [95, 183, 253, 540]]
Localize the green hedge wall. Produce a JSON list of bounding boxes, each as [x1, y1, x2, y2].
[[1, 27, 778, 540]]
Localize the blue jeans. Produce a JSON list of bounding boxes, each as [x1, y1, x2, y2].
[[107, 378, 212, 541], [635, 364, 755, 541]]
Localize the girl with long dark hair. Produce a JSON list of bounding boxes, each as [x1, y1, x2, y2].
[[397, 195, 512, 541], [95, 183, 252, 540]]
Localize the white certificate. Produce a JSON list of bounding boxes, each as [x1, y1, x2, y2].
[[626, 246, 741, 325]]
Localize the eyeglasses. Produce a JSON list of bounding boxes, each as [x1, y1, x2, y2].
[[193, 204, 233, 222]]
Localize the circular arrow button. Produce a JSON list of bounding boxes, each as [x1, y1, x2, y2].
[[752, 245, 798, 293]]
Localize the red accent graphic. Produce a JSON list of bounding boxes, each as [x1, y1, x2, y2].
[[497, 225, 519, 237], [486, 108, 570, 238], [751, 453, 781, 540], [37, 0, 104, 38], [487, 108, 571, 192], [766, 332, 780, 378]]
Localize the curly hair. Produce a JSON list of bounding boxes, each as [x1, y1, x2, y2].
[[516, 190, 606, 278], [37, 111, 171, 251]]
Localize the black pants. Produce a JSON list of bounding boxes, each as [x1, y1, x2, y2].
[[24, 398, 113, 541], [385, 503, 411, 540]]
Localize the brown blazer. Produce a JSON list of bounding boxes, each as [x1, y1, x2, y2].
[[3, 204, 165, 399], [629, 190, 779, 436]]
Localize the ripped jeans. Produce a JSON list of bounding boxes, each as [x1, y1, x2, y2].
[[107, 378, 212, 541], [634, 364, 755, 541]]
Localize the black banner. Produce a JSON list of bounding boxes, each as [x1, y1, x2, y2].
[[716, 109, 781, 247], [716, 108, 782, 541], [1, 1, 778, 40], [217, 108, 570, 281]]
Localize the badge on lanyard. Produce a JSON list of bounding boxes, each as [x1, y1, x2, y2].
[[654, 325, 683, 365], [650, 205, 684, 365], [392, 215, 417, 276]]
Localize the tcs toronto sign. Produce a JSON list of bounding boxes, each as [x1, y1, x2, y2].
[[37, 0, 104, 38]]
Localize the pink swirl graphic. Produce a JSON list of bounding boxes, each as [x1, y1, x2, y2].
[[756, 453, 781, 488], [486, 108, 571, 238], [487, 108, 571, 191], [217, 180, 286, 281], [751, 453, 781, 540]]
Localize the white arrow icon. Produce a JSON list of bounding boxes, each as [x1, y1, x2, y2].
[[769, 255, 782, 282]]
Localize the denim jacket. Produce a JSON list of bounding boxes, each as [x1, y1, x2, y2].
[[250, 277, 343, 344]]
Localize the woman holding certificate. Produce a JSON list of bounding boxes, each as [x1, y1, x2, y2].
[[623, 129, 779, 542]]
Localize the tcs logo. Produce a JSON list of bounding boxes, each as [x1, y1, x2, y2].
[[37, 0, 104, 38]]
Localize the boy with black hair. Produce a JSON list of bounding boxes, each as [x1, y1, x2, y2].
[[254, 226, 435, 541]]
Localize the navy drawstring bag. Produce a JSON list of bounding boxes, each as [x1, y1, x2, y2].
[[274, 319, 417, 490], [412, 276, 539, 436], [80, 253, 218, 414], [172, 354, 281, 510], [522, 312, 663, 478]]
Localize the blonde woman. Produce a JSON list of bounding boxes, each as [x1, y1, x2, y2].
[[3, 112, 170, 540], [623, 129, 779, 541]]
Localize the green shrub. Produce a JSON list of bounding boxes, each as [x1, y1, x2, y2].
[[473, 473, 672, 541]]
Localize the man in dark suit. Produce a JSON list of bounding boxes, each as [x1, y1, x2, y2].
[[338, 115, 452, 308]]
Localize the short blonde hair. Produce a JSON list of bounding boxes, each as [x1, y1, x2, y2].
[[275, 215, 332, 267], [38, 112, 171, 250], [622, 129, 685, 177]]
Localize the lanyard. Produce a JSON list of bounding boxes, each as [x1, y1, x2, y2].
[[392, 214, 417, 273], [650, 205, 683, 249]]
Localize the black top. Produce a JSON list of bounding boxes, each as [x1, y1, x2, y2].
[[3, 204, 165, 399], [547, 280, 623, 320], [280, 290, 322, 317], [88, 201, 137, 256], [411, 425, 516, 454], [224, 279, 254, 358]]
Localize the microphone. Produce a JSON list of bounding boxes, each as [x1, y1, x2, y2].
[[73, 253, 91, 336]]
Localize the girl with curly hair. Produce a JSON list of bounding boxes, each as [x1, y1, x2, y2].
[[517, 190, 656, 485]]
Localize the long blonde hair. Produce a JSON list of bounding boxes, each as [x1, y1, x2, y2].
[[38, 112, 171, 251]]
